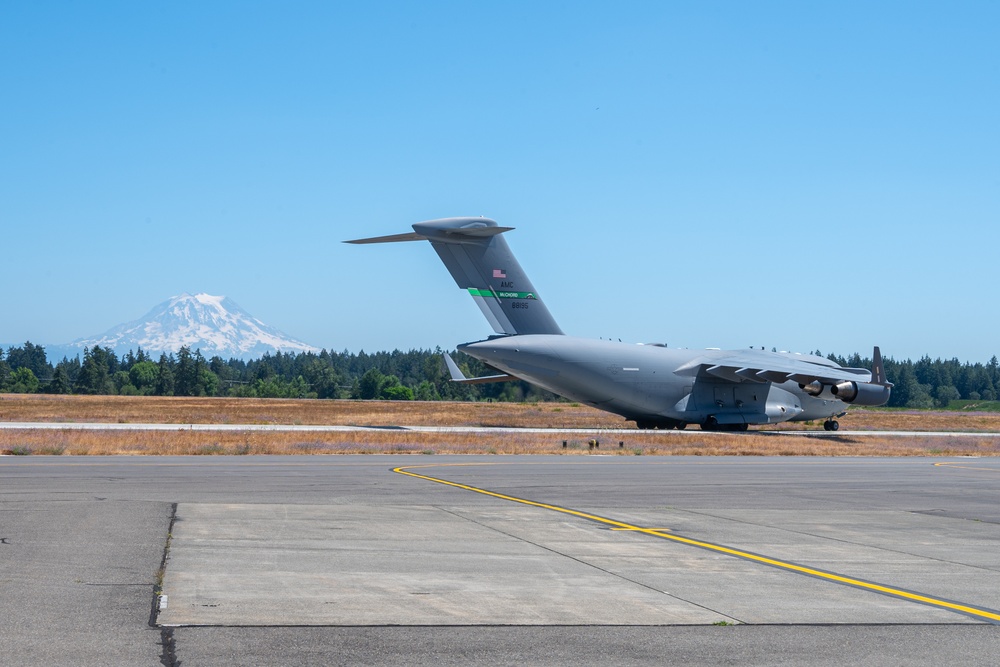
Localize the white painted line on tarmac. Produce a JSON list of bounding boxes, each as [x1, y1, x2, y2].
[[0, 421, 999, 438]]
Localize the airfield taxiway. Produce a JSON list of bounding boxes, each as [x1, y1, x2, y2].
[[2, 455, 999, 665], [3, 420, 1000, 439]]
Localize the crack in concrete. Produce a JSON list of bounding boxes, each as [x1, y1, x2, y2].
[[436, 505, 743, 624]]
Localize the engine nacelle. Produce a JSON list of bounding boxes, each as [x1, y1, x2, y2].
[[800, 380, 823, 396], [830, 381, 891, 406], [799, 380, 838, 400]]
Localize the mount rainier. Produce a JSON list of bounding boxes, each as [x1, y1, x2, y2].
[[66, 293, 320, 360]]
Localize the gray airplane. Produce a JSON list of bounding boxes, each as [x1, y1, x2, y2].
[[347, 217, 892, 431]]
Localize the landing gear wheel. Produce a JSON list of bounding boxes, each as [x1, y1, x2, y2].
[[738, 423, 749, 432], [675, 423, 687, 430], [823, 420, 840, 431], [702, 416, 719, 431]]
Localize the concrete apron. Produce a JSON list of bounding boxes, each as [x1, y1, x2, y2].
[[157, 503, 991, 626]]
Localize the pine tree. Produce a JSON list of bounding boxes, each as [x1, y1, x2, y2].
[[156, 354, 175, 396], [49, 366, 71, 394], [75, 347, 116, 394], [356, 368, 384, 399], [174, 347, 196, 396], [6, 341, 51, 378]]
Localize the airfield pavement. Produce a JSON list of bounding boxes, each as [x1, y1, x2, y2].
[[2, 454, 1000, 665]]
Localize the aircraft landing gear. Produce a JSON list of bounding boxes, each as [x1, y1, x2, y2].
[[701, 417, 749, 432], [823, 419, 840, 431], [636, 419, 688, 431]]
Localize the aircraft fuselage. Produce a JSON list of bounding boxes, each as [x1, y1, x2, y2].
[[459, 335, 848, 428]]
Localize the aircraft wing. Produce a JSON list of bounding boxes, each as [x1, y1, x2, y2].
[[673, 349, 873, 386]]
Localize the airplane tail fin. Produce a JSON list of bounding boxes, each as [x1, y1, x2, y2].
[[346, 217, 563, 335]]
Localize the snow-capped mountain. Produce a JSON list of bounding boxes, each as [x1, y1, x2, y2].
[[67, 293, 320, 360]]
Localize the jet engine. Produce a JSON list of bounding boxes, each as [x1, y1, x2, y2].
[[800, 380, 824, 396], [830, 381, 891, 406], [799, 380, 837, 400]]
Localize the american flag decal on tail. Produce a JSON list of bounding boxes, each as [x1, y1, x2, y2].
[[493, 269, 507, 278]]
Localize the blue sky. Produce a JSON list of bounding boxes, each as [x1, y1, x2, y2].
[[2, 2, 998, 362]]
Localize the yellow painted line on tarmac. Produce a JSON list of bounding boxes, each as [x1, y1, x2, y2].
[[611, 527, 672, 532], [394, 463, 1000, 624], [934, 461, 1000, 473]]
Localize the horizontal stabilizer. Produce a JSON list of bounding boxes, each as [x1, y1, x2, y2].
[[348, 217, 563, 336], [438, 225, 515, 237], [344, 232, 425, 244], [345, 225, 517, 245], [443, 352, 517, 384]]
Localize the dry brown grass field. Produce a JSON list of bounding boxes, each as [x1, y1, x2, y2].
[[1, 394, 999, 457]]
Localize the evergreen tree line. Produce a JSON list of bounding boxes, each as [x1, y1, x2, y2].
[[0, 342, 555, 402], [2, 341, 999, 409]]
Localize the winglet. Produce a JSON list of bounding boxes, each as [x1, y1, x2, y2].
[[443, 352, 517, 384], [871, 346, 892, 386]]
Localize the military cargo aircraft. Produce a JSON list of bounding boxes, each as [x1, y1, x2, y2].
[[347, 217, 891, 431]]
